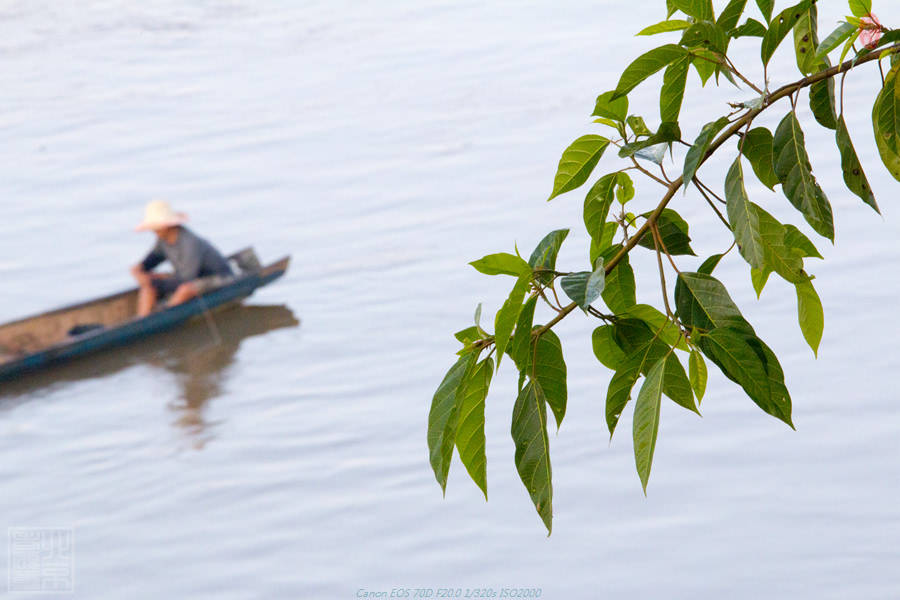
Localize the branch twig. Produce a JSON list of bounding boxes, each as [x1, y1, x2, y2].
[[525, 44, 900, 341]]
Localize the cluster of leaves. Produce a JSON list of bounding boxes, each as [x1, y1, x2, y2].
[[428, 0, 900, 534]]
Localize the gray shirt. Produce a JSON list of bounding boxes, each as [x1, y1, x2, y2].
[[140, 226, 232, 281]]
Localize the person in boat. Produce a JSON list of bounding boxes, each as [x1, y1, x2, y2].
[[130, 200, 233, 317]]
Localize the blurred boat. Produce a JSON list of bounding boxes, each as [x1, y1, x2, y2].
[[0, 248, 289, 380]]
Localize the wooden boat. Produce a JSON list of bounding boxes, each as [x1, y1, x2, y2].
[[0, 249, 289, 381]]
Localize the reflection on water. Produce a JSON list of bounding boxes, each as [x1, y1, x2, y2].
[[0, 305, 299, 447]]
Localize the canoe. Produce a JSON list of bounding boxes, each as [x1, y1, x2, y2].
[[0, 304, 299, 406], [0, 249, 290, 381]]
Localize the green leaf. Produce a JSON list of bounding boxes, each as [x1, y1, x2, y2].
[[593, 325, 627, 370], [751, 267, 771, 297], [839, 29, 860, 65], [667, 0, 679, 18], [849, 0, 872, 18], [773, 111, 835, 240], [613, 319, 696, 419], [738, 127, 779, 190], [633, 357, 665, 494], [689, 349, 708, 402], [621, 303, 688, 351], [717, 63, 739, 87], [683, 117, 731, 191], [601, 253, 637, 313], [618, 122, 682, 159], [754, 205, 806, 283], [675, 272, 753, 334], [672, 0, 714, 20], [593, 117, 622, 130], [615, 172, 635, 204], [725, 158, 767, 269], [606, 322, 661, 436], [606, 363, 644, 437], [754, 337, 794, 427], [529, 229, 569, 283], [873, 112, 900, 181], [872, 63, 900, 181], [583, 173, 617, 241], [731, 18, 767, 38], [809, 61, 838, 130], [784, 224, 823, 259], [725, 159, 805, 283], [614, 44, 689, 99], [638, 19, 693, 36], [548, 135, 611, 200], [511, 380, 553, 534], [560, 260, 606, 310], [627, 115, 653, 137], [815, 22, 856, 59], [792, 3, 820, 75], [795, 279, 824, 357], [699, 327, 771, 410], [494, 275, 530, 370], [877, 31, 900, 54], [756, 0, 773, 22], [680, 21, 728, 54], [698, 328, 793, 427], [761, 0, 812, 67], [661, 56, 691, 122], [697, 254, 723, 276], [470, 252, 533, 277], [593, 91, 629, 122], [717, 0, 748, 32], [529, 331, 568, 429], [590, 223, 619, 266], [454, 326, 480, 345], [661, 352, 697, 414], [836, 115, 880, 213], [455, 357, 493, 499], [636, 208, 696, 255], [427, 354, 475, 493], [474, 303, 484, 333], [509, 295, 538, 371], [691, 48, 720, 85]]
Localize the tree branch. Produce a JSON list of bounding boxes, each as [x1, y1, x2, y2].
[[527, 44, 900, 342]]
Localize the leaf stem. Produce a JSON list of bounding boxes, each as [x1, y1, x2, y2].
[[693, 178, 732, 230], [659, 162, 673, 184], [693, 176, 726, 205], [724, 55, 765, 95], [652, 222, 681, 274], [550, 284, 565, 311], [630, 156, 668, 187], [651, 225, 674, 319], [535, 284, 564, 313]]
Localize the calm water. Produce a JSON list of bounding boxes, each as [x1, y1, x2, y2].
[[1, 2, 898, 598]]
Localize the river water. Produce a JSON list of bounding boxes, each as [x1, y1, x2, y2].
[[0, 2, 898, 598]]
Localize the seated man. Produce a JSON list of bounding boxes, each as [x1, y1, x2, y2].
[[131, 200, 233, 316]]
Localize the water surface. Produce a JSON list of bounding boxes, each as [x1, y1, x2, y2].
[[0, 2, 898, 598]]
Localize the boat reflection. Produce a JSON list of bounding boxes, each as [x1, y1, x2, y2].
[[0, 304, 300, 446]]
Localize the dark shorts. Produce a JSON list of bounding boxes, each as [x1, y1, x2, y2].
[[151, 276, 182, 299], [151, 274, 234, 299]]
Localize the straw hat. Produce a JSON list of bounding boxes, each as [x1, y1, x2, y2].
[[135, 199, 188, 231]]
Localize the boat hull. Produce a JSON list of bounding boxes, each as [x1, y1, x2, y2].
[[0, 256, 289, 381]]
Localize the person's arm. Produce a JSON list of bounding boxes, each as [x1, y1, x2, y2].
[[132, 243, 165, 285], [131, 263, 151, 286]]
